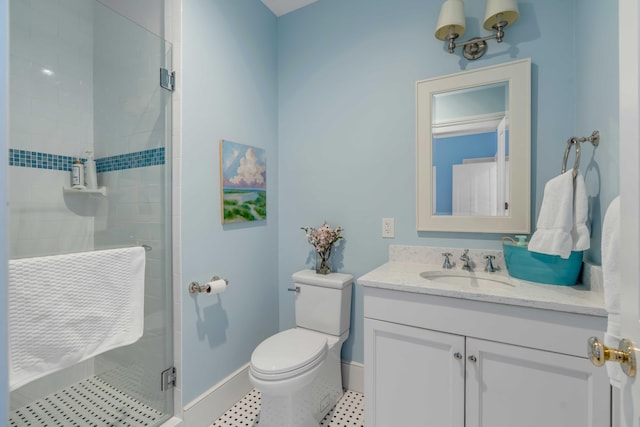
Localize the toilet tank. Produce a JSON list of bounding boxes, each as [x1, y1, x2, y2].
[[291, 270, 353, 336]]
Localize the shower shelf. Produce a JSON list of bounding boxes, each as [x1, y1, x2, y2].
[[62, 186, 107, 196]]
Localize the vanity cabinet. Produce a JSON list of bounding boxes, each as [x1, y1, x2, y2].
[[364, 287, 611, 427], [365, 319, 464, 426]]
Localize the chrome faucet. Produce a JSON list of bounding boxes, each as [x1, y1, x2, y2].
[[442, 252, 454, 269], [484, 255, 497, 273], [460, 249, 473, 271]]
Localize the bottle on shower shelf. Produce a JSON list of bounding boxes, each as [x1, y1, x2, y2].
[[84, 150, 98, 190], [71, 158, 85, 189]]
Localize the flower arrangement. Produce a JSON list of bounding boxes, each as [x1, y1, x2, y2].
[[301, 221, 343, 274]]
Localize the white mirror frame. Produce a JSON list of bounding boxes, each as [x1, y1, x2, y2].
[[416, 58, 531, 233]]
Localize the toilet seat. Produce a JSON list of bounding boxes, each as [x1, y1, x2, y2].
[[250, 329, 327, 381]]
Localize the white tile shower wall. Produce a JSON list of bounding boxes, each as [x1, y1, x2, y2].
[[9, 0, 96, 259], [93, 5, 170, 158], [8, 168, 94, 259], [9, 0, 94, 155]]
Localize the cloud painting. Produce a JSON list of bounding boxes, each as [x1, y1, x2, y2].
[[220, 140, 267, 223]]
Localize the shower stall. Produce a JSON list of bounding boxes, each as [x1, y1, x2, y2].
[[8, 0, 174, 425]]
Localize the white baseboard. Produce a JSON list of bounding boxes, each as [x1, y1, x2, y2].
[[182, 363, 252, 427], [341, 360, 364, 394]]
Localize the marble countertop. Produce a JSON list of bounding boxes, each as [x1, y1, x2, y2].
[[358, 261, 607, 317]]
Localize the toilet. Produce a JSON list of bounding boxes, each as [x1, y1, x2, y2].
[[249, 269, 353, 427]]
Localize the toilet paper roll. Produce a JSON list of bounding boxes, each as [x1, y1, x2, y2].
[[204, 279, 227, 295]]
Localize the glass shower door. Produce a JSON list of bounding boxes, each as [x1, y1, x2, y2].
[[91, 0, 174, 422], [8, 0, 173, 425]]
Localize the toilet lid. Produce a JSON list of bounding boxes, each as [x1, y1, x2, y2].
[[251, 329, 327, 376]]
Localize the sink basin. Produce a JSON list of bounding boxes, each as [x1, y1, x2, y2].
[[420, 271, 515, 288]]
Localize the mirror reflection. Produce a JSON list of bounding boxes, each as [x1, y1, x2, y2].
[[432, 82, 509, 216]]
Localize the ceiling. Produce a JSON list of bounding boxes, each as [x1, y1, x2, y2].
[[261, 0, 318, 16]]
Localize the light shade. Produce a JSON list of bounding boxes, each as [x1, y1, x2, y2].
[[483, 0, 519, 31], [435, 0, 466, 41]]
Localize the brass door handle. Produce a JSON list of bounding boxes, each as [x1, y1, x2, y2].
[[588, 336, 637, 377]]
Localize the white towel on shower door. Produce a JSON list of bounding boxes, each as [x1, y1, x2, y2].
[[8, 247, 146, 391]]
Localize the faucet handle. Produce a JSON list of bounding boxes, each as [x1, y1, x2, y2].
[[442, 252, 454, 269], [460, 249, 473, 271], [484, 255, 497, 272]]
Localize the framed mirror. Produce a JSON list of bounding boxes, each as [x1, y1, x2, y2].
[[416, 58, 531, 233]]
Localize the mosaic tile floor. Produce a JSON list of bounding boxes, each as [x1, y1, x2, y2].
[[9, 376, 165, 427], [211, 389, 364, 427]]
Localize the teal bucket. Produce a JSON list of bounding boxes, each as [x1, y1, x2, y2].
[[502, 238, 583, 286]]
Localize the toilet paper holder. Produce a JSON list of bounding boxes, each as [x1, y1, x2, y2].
[[189, 276, 229, 294]]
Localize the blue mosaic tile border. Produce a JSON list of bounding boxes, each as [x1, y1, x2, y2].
[[9, 147, 165, 172], [9, 149, 76, 171], [95, 148, 165, 173]]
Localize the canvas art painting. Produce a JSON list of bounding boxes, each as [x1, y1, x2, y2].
[[220, 140, 267, 223]]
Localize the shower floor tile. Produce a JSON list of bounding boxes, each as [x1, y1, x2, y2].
[[8, 376, 165, 427], [211, 389, 364, 427]]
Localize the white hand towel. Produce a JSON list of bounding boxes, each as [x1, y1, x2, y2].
[[528, 170, 574, 259], [8, 247, 146, 391], [571, 171, 590, 251], [602, 196, 621, 388]]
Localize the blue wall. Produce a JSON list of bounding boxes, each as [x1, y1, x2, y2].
[[573, 0, 619, 264], [181, 0, 279, 404], [277, 0, 617, 366], [178, 0, 619, 403]]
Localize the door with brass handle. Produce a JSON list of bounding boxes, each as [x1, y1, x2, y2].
[[588, 336, 637, 377]]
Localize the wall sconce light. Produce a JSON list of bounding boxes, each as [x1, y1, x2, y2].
[[434, 0, 519, 60]]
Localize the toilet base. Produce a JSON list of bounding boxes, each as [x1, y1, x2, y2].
[[251, 346, 343, 427]]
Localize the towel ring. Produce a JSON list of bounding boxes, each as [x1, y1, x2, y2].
[[561, 130, 600, 179], [561, 138, 581, 179]]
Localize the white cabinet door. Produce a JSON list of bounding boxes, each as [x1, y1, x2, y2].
[[465, 338, 610, 427], [364, 318, 465, 427]]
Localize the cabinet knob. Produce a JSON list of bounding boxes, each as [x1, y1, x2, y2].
[[588, 336, 636, 377], [453, 352, 463, 360], [467, 355, 477, 363]]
